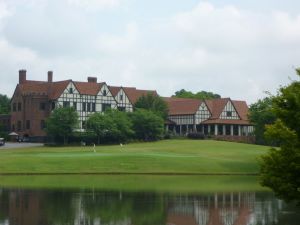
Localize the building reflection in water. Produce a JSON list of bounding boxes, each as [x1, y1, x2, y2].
[[166, 192, 281, 225], [0, 189, 297, 225]]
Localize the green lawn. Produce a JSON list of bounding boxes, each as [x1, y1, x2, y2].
[[0, 140, 269, 174]]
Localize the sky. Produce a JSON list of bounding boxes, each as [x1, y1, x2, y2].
[[0, 0, 300, 104]]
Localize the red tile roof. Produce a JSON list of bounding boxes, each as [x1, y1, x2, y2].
[[16, 79, 110, 99], [123, 87, 158, 104], [164, 97, 202, 115], [205, 98, 230, 119], [232, 100, 249, 121], [73, 81, 105, 96], [48, 80, 71, 99], [108, 86, 121, 97]]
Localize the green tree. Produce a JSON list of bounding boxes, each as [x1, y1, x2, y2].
[[134, 93, 169, 119], [260, 68, 300, 203], [87, 112, 118, 144], [46, 107, 79, 144], [249, 97, 277, 145], [173, 89, 221, 100], [129, 109, 164, 141], [87, 110, 134, 144], [0, 94, 10, 114], [104, 109, 134, 142]]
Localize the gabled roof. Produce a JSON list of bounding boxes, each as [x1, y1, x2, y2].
[[73, 81, 105, 96], [232, 100, 249, 121], [108, 86, 121, 97], [205, 98, 230, 119], [12, 80, 71, 101], [48, 80, 71, 99], [164, 97, 202, 115], [123, 87, 158, 104], [165, 97, 251, 124]]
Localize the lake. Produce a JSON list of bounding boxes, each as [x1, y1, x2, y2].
[[0, 176, 299, 225]]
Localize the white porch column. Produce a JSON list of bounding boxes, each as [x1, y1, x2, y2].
[[186, 124, 188, 134], [179, 125, 182, 135], [245, 126, 249, 136], [215, 124, 218, 136], [208, 125, 211, 134], [223, 125, 226, 135], [230, 125, 234, 136], [165, 124, 169, 132], [238, 125, 241, 136], [193, 124, 197, 132]]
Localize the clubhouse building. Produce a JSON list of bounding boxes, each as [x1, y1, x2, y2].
[[9, 70, 253, 142]]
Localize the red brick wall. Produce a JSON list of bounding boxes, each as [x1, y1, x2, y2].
[[11, 89, 50, 137]]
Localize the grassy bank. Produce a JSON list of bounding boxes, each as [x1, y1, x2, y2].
[[0, 175, 268, 193], [0, 140, 268, 174]]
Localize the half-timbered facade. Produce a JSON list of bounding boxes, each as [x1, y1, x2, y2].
[[10, 70, 158, 140], [165, 97, 254, 142], [108, 86, 134, 112], [55, 80, 117, 130], [109, 86, 158, 112]]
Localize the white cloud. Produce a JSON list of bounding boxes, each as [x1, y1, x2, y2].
[[95, 22, 139, 54], [0, 1, 300, 104], [0, 1, 11, 28]]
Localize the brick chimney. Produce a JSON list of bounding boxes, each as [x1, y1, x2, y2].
[[88, 77, 97, 83], [19, 69, 27, 84], [48, 71, 53, 82]]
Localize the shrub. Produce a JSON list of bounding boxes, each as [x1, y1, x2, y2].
[[187, 132, 205, 140]]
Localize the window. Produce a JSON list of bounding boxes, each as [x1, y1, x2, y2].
[[63, 101, 70, 108], [226, 111, 232, 117], [102, 103, 111, 112], [82, 121, 86, 129], [17, 121, 22, 131], [73, 102, 77, 110], [40, 102, 46, 110], [26, 120, 30, 130], [120, 94, 123, 101], [13, 103, 16, 112], [87, 103, 91, 112], [118, 106, 126, 112], [18, 102, 22, 111], [92, 103, 96, 112], [51, 102, 56, 110], [40, 120, 45, 130], [69, 87, 73, 94], [82, 102, 86, 112], [103, 90, 107, 96]]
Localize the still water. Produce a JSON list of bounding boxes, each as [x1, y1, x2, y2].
[[0, 188, 299, 225]]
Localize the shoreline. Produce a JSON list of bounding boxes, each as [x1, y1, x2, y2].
[[0, 172, 259, 176]]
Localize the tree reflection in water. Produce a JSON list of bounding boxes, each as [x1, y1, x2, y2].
[[0, 189, 299, 225]]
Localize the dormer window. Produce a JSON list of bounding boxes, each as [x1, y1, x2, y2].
[[103, 90, 107, 96], [69, 88, 73, 94]]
